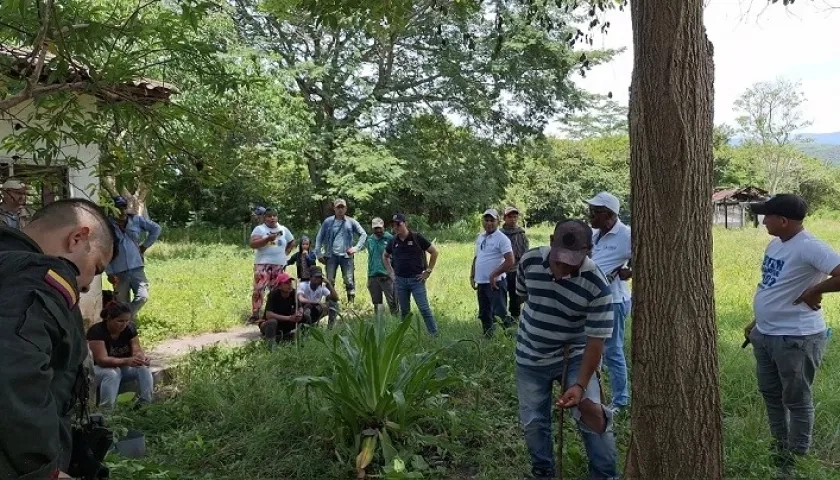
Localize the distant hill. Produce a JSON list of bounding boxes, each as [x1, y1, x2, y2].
[[730, 131, 840, 166]]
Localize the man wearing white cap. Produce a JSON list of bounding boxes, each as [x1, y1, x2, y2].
[[470, 208, 514, 336], [586, 191, 632, 413], [362, 217, 398, 319], [314, 198, 367, 303], [0, 178, 32, 229]]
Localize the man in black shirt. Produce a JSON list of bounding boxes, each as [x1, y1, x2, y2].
[[259, 272, 302, 347], [383, 214, 439, 335]]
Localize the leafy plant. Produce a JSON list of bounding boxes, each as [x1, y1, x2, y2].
[[293, 315, 466, 478]]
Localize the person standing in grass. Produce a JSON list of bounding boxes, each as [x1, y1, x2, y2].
[[515, 220, 617, 480], [259, 272, 304, 347], [297, 266, 340, 326], [586, 192, 632, 413], [501, 206, 529, 322], [384, 214, 439, 336], [471, 208, 514, 336], [362, 217, 398, 319], [745, 194, 840, 471], [106, 195, 162, 317], [249, 208, 295, 323], [287, 235, 316, 281], [314, 198, 368, 304]]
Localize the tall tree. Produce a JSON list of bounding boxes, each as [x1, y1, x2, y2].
[[626, 0, 723, 478], [230, 0, 611, 201], [560, 94, 628, 139], [733, 78, 812, 194]]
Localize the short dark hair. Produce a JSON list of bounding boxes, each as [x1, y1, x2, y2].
[[30, 199, 119, 262], [264, 208, 277, 217], [100, 300, 132, 321]]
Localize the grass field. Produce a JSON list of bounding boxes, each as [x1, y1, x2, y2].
[[111, 221, 840, 479]]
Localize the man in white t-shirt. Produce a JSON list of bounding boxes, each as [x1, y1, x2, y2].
[[470, 208, 514, 336], [248, 208, 295, 322], [297, 266, 340, 326], [745, 194, 840, 470], [586, 191, 632, 413]]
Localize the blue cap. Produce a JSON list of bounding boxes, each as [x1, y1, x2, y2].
[[392, 213, 407, 223], [114, 196, 128, 208], [254, 206, 267, 215]]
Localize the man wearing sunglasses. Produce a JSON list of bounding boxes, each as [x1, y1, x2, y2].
[[470, 208, 514, 337], [586, 192, 632, 414]]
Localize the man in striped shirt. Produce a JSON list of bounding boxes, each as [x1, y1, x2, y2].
[[515, 220, 618, 480]]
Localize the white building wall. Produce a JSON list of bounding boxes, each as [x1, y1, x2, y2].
[[1, 98, 102, 325]]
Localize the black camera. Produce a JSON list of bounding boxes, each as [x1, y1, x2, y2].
[[67, 414, 113, 480]]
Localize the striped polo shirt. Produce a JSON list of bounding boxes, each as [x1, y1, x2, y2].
[[515, 246, 614, 367]]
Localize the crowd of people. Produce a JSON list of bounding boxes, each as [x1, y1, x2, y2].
[[0, 174, 838, 479]]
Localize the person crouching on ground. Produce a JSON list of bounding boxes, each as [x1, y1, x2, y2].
[[297, 266, 340, 326], [87, 301, 153, 410], [259, 273, 304, 347]]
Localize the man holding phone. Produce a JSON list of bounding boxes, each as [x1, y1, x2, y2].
[[249, 208, 295, 322]]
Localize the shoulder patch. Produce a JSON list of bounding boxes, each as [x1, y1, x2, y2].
[[44, 269, 78, 308]]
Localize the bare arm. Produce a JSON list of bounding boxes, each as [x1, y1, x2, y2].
[[285, 239, 296, 256], [324, 281, 340, 302], [89, 340, 129, 368], [490, 252, 515, 280], [426, 245, 439, 271], [811, 265, 840, 294], [249, 234, 274, 249]]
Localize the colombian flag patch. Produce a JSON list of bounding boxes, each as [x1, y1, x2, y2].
[[44, 269, 78, 308]]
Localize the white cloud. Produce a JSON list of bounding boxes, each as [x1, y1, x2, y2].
[[570, 0, 840, 133]]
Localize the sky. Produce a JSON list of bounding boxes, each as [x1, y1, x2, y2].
[[572, 0, 840, 134]]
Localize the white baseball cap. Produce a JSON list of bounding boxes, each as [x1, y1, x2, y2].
[[1, 178, 26, 190], [371, 217, 384, 228], [586, 192, 620, 215], [482, 208, 500, 220]]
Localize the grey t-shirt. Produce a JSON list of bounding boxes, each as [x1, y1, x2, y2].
[[331, 220, 348, 256]]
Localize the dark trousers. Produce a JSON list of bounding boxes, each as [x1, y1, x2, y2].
[[477, 278, 511, 335], [506, 271, 523, 317], [260, 318, 297, 341]]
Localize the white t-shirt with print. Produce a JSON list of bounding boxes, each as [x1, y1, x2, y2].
[[474, 229, 513, 284], [297, 281, 331, 303], [251, 224, 295, 266], [753, 230, 840, 336], [591, 220, 632, 303]]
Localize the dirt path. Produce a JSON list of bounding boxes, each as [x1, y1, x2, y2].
[[146, 325, 261, 374]]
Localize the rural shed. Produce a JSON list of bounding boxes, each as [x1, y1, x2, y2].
[[711, 186, 769, 229], [1, 43, 176, 325]]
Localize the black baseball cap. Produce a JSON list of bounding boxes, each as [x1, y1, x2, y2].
[[749, 194, 808, 221], [549, 220, 593, 265], [309, 266, 324, 278], [393, 213, 407, 224]]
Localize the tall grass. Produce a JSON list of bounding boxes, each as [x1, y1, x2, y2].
[[115, 221, 840, 479]]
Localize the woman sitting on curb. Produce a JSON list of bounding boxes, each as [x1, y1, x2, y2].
[[86, 301, 154, 410]]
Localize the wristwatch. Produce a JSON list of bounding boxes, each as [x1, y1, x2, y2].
[[424, 269, 433, 274]]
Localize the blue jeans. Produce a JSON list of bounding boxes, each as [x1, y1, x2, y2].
[[326, 255, 355, 297], [395, 276, 438, 335], [604, 299, 631, 407], [476, 278, 510, 335], [516, 358, 618, 479], [95, 365, 154, 409], [115, 267, 150, 315]]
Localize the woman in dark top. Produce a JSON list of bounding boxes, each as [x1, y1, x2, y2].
[[86, 301, 154, 409], [287, 236, 317, 280]]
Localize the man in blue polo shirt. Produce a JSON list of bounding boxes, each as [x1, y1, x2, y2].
[[106, 196, 162, 316], [515, 219, 617, 480], [586, 191, 632, 413]]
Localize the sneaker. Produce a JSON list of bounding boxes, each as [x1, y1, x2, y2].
[[522, 468, 554, 480]]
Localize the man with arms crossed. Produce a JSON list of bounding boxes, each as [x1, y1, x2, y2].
[[515, 220, 617, 480], [746, 194, 840, 471]]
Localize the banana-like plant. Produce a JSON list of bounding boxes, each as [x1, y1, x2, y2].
[[294, 315, 463, 478]]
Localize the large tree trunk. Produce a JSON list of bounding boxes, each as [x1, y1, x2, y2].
[[625, 1, 723, 478]]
